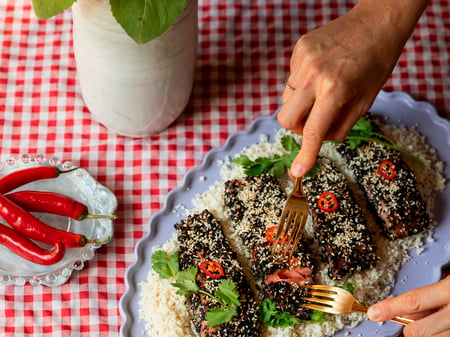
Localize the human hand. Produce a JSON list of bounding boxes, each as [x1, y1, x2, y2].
[[367, 276, 450, 337], [278, 0, 429, 177]]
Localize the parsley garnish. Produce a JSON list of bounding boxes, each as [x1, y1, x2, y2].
[[341, 118, 423, 165], [233, 135, 305, 177], [151, 250, 179, 279], [259, 298, 327, 327], [260, 298, 300, 327], [233, 117, 423, 176], [152, 251, 241, 327], [337, 282, 356, 294]]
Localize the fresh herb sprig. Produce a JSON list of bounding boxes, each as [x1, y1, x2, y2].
[[152, 250, 241, 327], [260, 298, 300, 327], [259, 298, 326, 327], [232, 136, 300, 177], [339, 118, 423, 165], [233, 117, 423, 177]]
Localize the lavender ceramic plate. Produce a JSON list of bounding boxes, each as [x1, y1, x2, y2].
[[120, 91, 450, 337]]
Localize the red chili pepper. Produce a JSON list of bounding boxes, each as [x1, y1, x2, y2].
[[265, 226, 288, 244], [0, 222, 64, 265], [0, 193, 108, 248], [199, 260, 224, 278], [317, 192, 339, 213], [0, 166, 78, 194], [378, 160, 396, 180], [6, 190, 117, 221]]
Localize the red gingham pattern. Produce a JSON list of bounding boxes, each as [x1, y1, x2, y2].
[[0, 1, 449, 336]]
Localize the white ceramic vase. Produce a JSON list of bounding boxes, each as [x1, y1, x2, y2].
[[71, 0, 198, 137]]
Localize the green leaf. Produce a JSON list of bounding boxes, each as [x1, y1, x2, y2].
[[269, 160, 287, 177], [172, 266, 199, 295], [336, 282, 356, 294], [215, 280, 241, 307], [151, 250, 179, 279], [351, 117, 373, 134], [310, 310, 327, 322], [206, 306, 238, 327], [304, 160, 320, 178], [31, 0, 76, 19], [232, 155, 253, 167], [281, 135, 301, 152], [110, 0, 187, 44], [244, 159, 272, 176], [259, 299, 300, 327]]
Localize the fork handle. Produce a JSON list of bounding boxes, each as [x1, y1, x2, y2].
[[292, 177, 304, 197], [390, 316, 415, 325]]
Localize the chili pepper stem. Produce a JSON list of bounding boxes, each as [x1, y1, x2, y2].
[[77, 213, 118, 221], [57, 167, 80, 175], [85, 236, 111, 245]]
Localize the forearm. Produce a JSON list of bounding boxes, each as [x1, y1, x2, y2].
[[353, 0, 430, 44]]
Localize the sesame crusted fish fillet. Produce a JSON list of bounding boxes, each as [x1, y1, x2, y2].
[[336, 116, 430, 240], [224, 174, 314, 320], [175, 210, 260, 337], [302, 157, 378, 279]]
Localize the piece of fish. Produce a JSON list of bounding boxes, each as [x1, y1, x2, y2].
[[224, 174, 314, 320], [336, 116, 430, 240], [175, 210, 260, 337], [302, 156, 378, 279]]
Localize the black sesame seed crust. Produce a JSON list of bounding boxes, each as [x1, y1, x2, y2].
[[175, 210, 260, 337], [224, 174, 314, 321], [336, 116, 430, 240], [302, 157, 378, 279]]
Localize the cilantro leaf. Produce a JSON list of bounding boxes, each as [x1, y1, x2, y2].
[[152, 250, 179, 279], [215, 280, 241, 307], [304, 160, 320, 178], [172, 266, 199, 295], [259, 299, 300, 327], [336, 282, 356, 294], [310, 310, 327, 322], [232, 154, 253, 167], [281, 135, 301, 152], [231, 135, 300, 177], [206, 306, 238, 327], [350, 117, 373, 134]]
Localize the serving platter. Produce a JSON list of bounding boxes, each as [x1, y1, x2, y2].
[[0, 155, 117, 287], [120, 91, 450, 337]]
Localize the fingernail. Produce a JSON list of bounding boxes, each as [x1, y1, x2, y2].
[[367, 307, 381, 321], [291, 163, 305, 177]]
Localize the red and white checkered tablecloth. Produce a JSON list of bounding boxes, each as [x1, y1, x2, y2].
[[0, 0, 449, 336]]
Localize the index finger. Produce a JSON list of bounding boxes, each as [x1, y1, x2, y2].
[[290, 99, 340, 177]]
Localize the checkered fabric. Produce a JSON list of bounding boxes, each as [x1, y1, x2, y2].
[[0, 0, 449, 336]]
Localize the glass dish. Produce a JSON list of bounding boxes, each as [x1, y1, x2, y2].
[[119, 91, 450, 337], [0, 155, 117, 287]]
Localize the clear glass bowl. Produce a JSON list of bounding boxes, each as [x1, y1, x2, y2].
[[0, 154, 117, 286]]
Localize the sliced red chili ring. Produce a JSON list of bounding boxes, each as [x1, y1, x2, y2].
[[199, 260, 224, 278], [378, 160, 396, 180], [266, 226, 289, 244], [317, 192, 338, 213]]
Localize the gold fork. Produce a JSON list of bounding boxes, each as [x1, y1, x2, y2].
[[272, 176, 308, 259], [302, 284, 414, 325]]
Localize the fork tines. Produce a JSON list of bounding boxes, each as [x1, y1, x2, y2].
[[301, 285, 345, 313], [272, 177, 308, 259], [272, 209, 306, 257]]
